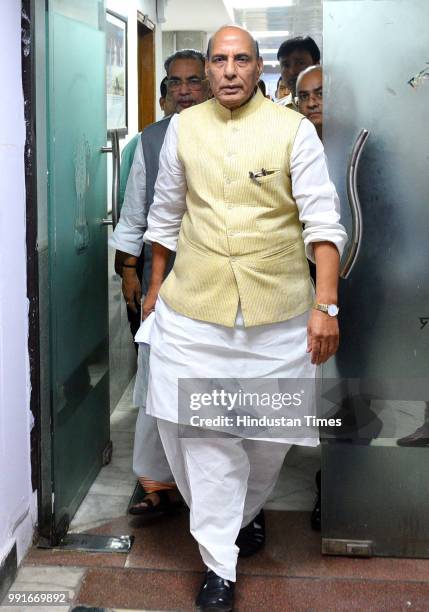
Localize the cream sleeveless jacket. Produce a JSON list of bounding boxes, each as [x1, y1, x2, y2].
[[159, 89, 314, 327]]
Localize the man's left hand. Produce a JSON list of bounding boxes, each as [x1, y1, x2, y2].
[[307, 309, 339, 365]]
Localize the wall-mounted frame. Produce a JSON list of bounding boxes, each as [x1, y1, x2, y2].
[[106, 10, 128, 136]]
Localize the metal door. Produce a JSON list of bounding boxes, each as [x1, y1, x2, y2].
[[44, 0, 110, 542], [322, 0, 429, 557]]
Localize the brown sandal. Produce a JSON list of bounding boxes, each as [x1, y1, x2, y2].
[[128, 486, 183, 519]]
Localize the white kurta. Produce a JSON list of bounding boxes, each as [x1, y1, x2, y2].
[[108, 138, 148, 257], [143, 114, 347, 444], [147, 297, 318, 445], [108, 137, 173, 482]]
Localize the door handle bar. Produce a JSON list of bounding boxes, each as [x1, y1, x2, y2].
[[340, 128, 369, 279], [101, 130, 120, 228]]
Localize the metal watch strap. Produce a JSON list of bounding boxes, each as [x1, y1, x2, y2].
[[314, 303, 329, 313], [313, 303, 339, 316]]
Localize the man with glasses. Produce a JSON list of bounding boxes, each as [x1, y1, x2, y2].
[[109, 49, 207, 520], [296, 65, 323, 140]]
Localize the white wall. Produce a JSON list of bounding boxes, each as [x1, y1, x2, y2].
[[0, 1, 36, 568]]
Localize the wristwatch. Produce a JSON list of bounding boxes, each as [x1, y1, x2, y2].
[[313, 303, 339, 317]]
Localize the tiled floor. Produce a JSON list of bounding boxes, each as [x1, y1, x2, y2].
[[3, 381, 429, 611]]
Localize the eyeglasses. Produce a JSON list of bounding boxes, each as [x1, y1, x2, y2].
[[167, 77, 205, 91], [296, 88, 323, 103]]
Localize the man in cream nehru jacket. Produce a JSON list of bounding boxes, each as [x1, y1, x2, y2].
[[143, 26, 347, 611]]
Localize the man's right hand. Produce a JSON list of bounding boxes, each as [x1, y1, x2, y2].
[[122, 268, 142, 314], [142, 287, 159, 320]]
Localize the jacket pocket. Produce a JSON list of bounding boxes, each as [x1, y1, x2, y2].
[[243, 241, 298, 269], [250, 168, 281, 185]]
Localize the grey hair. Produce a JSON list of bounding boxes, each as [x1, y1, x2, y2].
[[296, 65, 322, 92], [206, 25, 260, 60], [164, 49, 206, 75]]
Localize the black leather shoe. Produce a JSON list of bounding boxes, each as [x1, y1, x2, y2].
[[195, 569, 234, 611], [311, 470, 321, 531], [236, 509, 265, 557]]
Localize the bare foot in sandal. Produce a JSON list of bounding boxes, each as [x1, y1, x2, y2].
[[128, 481, 183, 518], [131, 489, 180, 511]]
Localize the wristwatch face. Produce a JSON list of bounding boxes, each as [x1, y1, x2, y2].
[[327, 304, 339, 317]]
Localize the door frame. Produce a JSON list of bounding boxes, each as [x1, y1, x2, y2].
[[22, 0, 49, 540], [25, 0, 58, 544]]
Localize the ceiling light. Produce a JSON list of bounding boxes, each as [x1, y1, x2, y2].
[[225, 0, 294, 8], [222, 0, 294, 19], [259, 48, 281, 54], [251, 31, 290, 38]]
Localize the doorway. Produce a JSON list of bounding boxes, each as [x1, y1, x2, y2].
[[137, 13, 155, 131]]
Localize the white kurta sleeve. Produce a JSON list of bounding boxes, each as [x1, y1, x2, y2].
[[108, 138, 147, 257], [290, 118, 348, 263], [143, 114, 187, 252]]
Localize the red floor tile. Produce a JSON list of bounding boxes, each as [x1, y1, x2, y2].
[[74, 567, 429, 611], [236, 575, 429, 611], [75, 567, 201, 610]]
